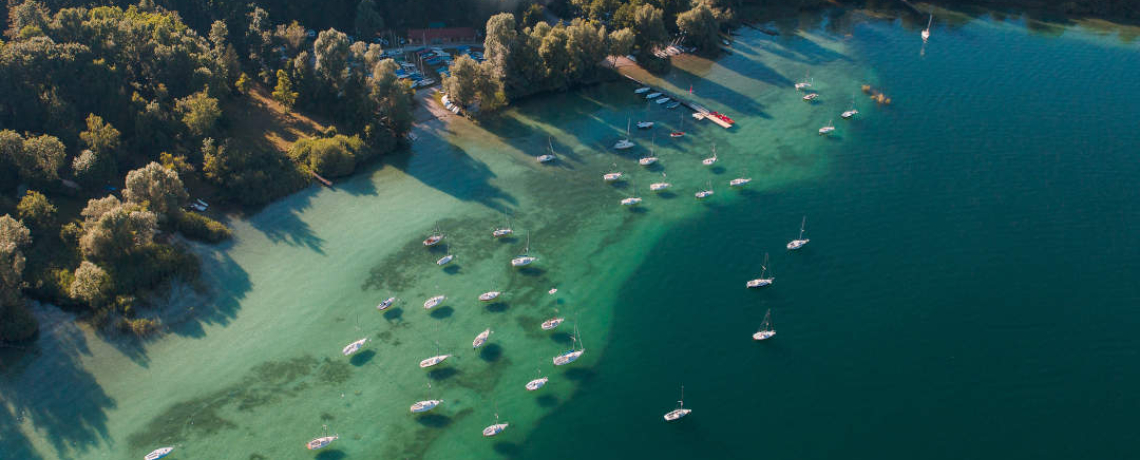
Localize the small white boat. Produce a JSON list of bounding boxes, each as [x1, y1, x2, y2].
[[541, 317, 564, 330], [634, 86, 651, 94], [746, 254, 774, 288], [753, 309, 776, 341], [818, 120, 835, 135], [604, 172, 624, 182], [423, 230, 443, 246], [795, 71, 813, 91], [729, 177, 752, 187], [436, 254, 455, 265], [663, 385, 691, 421], [650, 182, 671, 192], [306, 435, 338, 450], [639, 156, 658, 166], [423, 295, 445, 309], [342, 337, 368, 356], [410, 399, 442, 413], [666, 101, 681, 109], [526, 377, 548, 391], [722, 38, 730, 46], [656, 96, 671, 104], [376, 296, 396, 310], [195, 198, 209, 209], [478, 291, 500, 302], [144, 447, 174, 460], [537, 154, 555, 163], [548, 288, 558, 294], [621, 197, 642, 206], [645, 92, 662, 99], [841, 109, 858, 119], [483, 422, 509, 437], [419, 354, 451, 368], [511, 232, 537, 267], [637, 121, 654, 129], [473, 328, 492, 349], [553, 349, 584, 366], [787, 216, 810, 250], [703, 143, 718, 166], [614, 119, 635, 150], [695, 181, 713, 199], [492, 217, 513, 238], [802, 93, 819, 101]]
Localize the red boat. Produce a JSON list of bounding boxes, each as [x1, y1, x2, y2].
[[709, 111, 735, 124], [670, 131, 685, 138]]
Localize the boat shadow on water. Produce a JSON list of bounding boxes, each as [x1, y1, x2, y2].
[[493, 442, 523, 456], [427, 367, 459, 381], [516, 267, 546, 277], [382, 307, 404, 322], [415, 413, 453, 428], [314, 449, 347, 460], [627, 206, 649, 214], [479, 344, 503, 362], [349, 349, 376, 367], [442, 265, 462, 275], [485, 302, 509, 313], [656, 191, 678, 200], [428, 306, 454, 319], [536, 394, 559, 408]]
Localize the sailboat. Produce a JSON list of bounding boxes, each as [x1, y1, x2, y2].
[[818, 119, 835, 135], [753, 309, 776, 340], [144, 447, 174, 460], [492, 217, 513, 238], [746, 253, 774, 288], [341, 337, 368, 356], [436, 254, 455, 265], [922, 13, 932, 42], [526, 376, 549, 391], [511, 232, 538, 267], [422, 228, 444, 246], [473, 328, 492, 349], [802, 92, 819, 101], [306, 427, 339, 450], [614, 119, 635, 150], [702, 142, 717, 166], [410, 399, 443, 413], [541, 317, 564, 330], [537, 137, 556, 163], [604, 163, 624, 182], [794, 71, 813, 91], [482, 413, 509, 437], [787, 216, 810, 250], [663, 385, 692, 421], [640, 133, 659, 166], [842, 97, 859, 119], [419, 353, 451, 368], [376, 296, 396, 310], [695, 181, 713, 199], [730, 168, 752, 188], [552, 327, 585, 366], [650, 172, 671, 192], [621, 196, 642, 206], [637, 101, 654, 129], [670, 113, 686, 137], [478, 291, 501, 302], [423, 295, 446, 309]]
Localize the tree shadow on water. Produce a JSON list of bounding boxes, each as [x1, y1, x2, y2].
[[563, 367, 597, 382], [393, 127, 517, 213], [479, 344, 503, 362], [244, 188, 326, 254], [429, 306, 454, 319], [415, 413, 452, 428], [349, 349, 376, 367]]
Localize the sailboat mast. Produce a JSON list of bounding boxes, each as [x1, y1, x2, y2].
[[799, 216, 806, 239]]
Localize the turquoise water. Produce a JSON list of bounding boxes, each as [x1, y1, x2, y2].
[[3, 9, 1140, 460]]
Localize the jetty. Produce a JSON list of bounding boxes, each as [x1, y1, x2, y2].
[[311, 171, 333, 187], [622, 75, 734, 130]]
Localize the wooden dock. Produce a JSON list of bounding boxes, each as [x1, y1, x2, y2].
[[622, 75, 733, 130], [311, 171, 333, 187]]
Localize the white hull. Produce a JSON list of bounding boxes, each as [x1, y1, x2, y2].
[[634, 87, 651, 94], [145, 447, 174, 460], [342, 338, 368, 356], [702, 157, 717, 166], [646, 92, 662, 99], [511, 256, 537, 267], [492, 228, 513, 238], [696, 190, 713, 199], [419, 354, 451, 368], [803, 93, 818, 101], [747, 278, 774, 288], [604, 172, 623, 182], [483, 423, 509, 437], [819, 126, 835, 135], [637, 121, 654, 129], [478, 291, 500, 302], [423, 235, 443, 246], [787, 239, 809, 250], [729, 178, 751, 187], [424, 295, 445, 309], [753, 330, 776, 341], [621, 197, 642, 206], [663, 409, 691, 421], [306, 435, 338, 450], [377, 297, 396, 310], [526, 377, 548, 391], [842, 110, 858, 119], [473, 329, 491, 348], [410, 400, 442, 413], [639, 157, 658, 166], [614, 140, 635, 150], [650, 183, 671, 192], [436, 254, 454, 265], [541, 318, 564, 330], [553, 349, 584, 366], [537, 154, 555, 163]]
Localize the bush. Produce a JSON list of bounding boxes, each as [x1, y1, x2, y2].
[[173, 211, 231, 243], [119, 317, 160, 337], [288, 134, 366, 178], [111, 244, 200, 294], [0, 302, 38, 342]]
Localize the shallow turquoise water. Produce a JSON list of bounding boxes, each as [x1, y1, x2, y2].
[[2, 9, 1140, 460]]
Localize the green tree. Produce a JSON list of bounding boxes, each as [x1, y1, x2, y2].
[[539, 27, 571, 91], [69, 261, 111, 308], [5, 1, 50, 39], [484, 13, 518, 79], [521, 3, 546, 28], [79, 198, 157, 261], [677, 1, 722, 54], [16, 190, 56, 232], [235, 72, 252, 93], [633, 4, 669, 59], [313, 29, 351, 86], [273, 69, 299, 110], [354, 0, 385, 39], [608, 27, 635, 64], [15, 134, 66, 182], [370, 59, 415, 136], [0, 214, 36, 342], [123, 162, 189, 217], [80, 114, 121, 160], [175, 91, 221, 137]]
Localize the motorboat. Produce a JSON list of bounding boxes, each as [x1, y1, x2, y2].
[[656, 96, 671, 104], [634, 86, 651, 94], [341, 337, 368, 356], [645, 92, 662, 99], [376, 296, 396, 310], [666, 101, 681, 109], [436, 254, 454, 265]]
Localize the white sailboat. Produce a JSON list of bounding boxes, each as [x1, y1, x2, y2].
[[702, 142, 718, 166], [492, 217, 513, 238], [537, 137, 556, 163], [376, 296, 396, 310], [802, 92, 819, 101], [650, 172, 671, 192], [511, 232, 537, 267], [422, 228, 444, 246], [478, 291, 501, 302], [637, 103, 654, 130], [640, 132, 659, 165], [482, 414, 509, 437], [473, 328, 492, 349], [695, 181, 713, 199], [794, 71, 813, 90], [410, 399, 443, 413], [419, 353, 451, 368], [663, 385, 692, 421], [306, 434, 338, 450], [341, 337, 368, 356], [670, 112, 686, 138], [541, 317, 564, 330], [552, 327, 585, 366], [730, 169, 752, 187], [753, 309, 776, 341], [526, 376, 549, 391], [818, 119, 835, 135], [787, 216, 810, 250], [423, 295, 445, 309], [614, 118, 635, 150], [841, 97, 859, 119], [436, 254, 454, 265], [604, 171, 624, 181], [621, 196, 642, 206], [746, 253, 774, 288], [922, 13, 932, 42], [144, 447, 174, 460]]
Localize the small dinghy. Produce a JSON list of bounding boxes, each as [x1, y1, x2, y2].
[[436, 254, 454, 265]]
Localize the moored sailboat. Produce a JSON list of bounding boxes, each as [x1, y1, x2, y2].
[[663, 385, 692, 421], [144, 447, 174, 460], [753, 309, 776, 341], [511, 232, 537, 267], [473, 328, 492, 349], [341, 337, 368, 356], [787, 216, 810, 250], [746, 253, 774, 288]]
